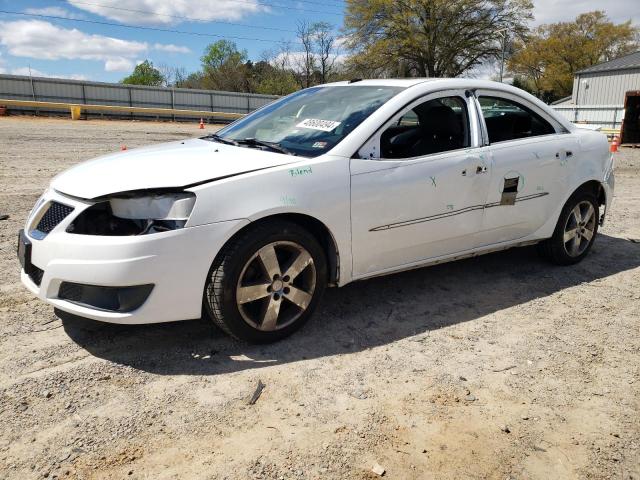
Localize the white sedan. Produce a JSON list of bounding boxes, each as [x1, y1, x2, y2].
[[18, 79, 615, 343]]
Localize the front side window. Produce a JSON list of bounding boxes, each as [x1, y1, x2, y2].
[[211, 86, 405, 157], [380, 96, 470, 159], [478, 96, 556, 143]]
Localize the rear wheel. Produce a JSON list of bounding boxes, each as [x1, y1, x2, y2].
[[538, 191, 599, 265], [204, 221, 327, 343]]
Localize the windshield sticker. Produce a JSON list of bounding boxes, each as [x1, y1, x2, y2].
[[312, 141, 327, 149], [296, 118, 341, 132]]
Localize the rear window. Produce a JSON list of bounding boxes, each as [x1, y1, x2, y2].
[[479, 96, 556, 143]]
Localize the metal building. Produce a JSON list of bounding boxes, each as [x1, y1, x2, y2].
[[572, 51, 640, 105], [552, 51, 640, 131]]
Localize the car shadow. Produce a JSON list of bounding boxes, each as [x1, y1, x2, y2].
[[59, 233, 640, 376]]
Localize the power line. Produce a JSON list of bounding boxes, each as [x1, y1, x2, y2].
[[0, 10, 300, 44], [66, 0, 345, 18], [53, 0, 298, 33], [163, 0, 346, 14]]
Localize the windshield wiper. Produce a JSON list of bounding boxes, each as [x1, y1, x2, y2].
[[235, 138, 295, 156], [205, 134, 238, 146]]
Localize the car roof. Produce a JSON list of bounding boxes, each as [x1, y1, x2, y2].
[[324, 78, 517, 91]]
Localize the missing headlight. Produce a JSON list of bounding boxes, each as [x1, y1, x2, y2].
[[67, 192, 195, 236]]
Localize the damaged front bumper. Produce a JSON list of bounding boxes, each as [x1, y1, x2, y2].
[[19, 189, 248, 324]]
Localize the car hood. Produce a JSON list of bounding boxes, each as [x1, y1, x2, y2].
[[51, 138, 301, 199]]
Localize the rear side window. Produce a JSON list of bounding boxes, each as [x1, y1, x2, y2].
[[479, 96, 555, 143], [380, 96, 470, 159]]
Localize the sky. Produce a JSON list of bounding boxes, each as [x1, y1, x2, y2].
[[0, 0, 638, 82]]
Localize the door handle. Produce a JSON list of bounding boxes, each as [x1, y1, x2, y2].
[[461, 168, 467, 176], [476, 165, 488, 174]]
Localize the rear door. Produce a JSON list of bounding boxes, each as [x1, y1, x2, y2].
[[473, 92, 575, 246]]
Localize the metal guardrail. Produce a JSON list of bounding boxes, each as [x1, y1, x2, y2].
[[0, 74, 278, 121], [0, 98, 245, 121]]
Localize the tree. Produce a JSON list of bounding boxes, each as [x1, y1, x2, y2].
[[295, 20, 317, 88], [313, 22, 337, 84], [157, 63, 188, 87], [250, 60, 299, 95], [177, 71, 206, 89], [200, 40, 251, 92], [121, 60, 165, 86], [201, 40, 248, 71], [343, 0, 533, 78], [509, 11, 639, 100]]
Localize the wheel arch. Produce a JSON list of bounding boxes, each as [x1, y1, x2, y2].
[[218, 213, 341, 286], [574, 179, 606, 206]]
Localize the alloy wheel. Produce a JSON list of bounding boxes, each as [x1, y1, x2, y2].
[[235, 241, 316, 331], [563, 200, 596, 257]]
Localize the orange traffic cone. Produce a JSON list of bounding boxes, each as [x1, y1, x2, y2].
[[610, 136, 619, 153], [121, 145, 127, 151], [199, 118, 205, 129]]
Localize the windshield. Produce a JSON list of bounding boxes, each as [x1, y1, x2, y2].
[[211, 85, 405, 157]]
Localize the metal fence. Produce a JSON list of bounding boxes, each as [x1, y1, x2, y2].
[[551, 104, 625, 129], [1, 74, 625, 130], [0, 74, 278, 122]]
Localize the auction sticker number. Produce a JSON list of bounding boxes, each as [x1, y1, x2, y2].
[[296, 118, 341, 132]]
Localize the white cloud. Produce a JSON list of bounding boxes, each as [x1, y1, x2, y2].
[[67, 0, 266, 25], [532, 0, 640, 25], [10, 66, 46, 76], [24, 6, 85, 19], [105, 58, 135, 72], [0, 20, 184, 72], [9, 67, 88, 80], [273, 51, 347, 73], [153, 43, 191, 54]]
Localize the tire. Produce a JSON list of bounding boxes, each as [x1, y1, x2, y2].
[[538, 190, 599, 265], [204, 220, 327, 343]]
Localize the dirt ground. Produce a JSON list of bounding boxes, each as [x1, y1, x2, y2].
[[0, 115, 638, 480]]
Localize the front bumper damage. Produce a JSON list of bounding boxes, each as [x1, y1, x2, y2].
[[19, 189, 248, 324]]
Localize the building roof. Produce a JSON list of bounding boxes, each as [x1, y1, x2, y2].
[[577, 51, 640, 74], [551, 96, 572, 105]]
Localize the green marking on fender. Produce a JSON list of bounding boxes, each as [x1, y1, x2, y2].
[[430, 176, 437, 187], [280, 195, 296, 206], [289, 166, 313, 177]]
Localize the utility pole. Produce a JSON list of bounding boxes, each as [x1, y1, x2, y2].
[[497, 28, 508, 83]]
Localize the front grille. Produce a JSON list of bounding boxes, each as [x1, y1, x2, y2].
[[28, 265, 44, 286], [35, 202, 74, 235]]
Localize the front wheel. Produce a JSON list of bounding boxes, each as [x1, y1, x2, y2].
[[204, 221, 327, 343], [538, 191, 599, 265]]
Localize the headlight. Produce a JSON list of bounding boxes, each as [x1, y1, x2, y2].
[[67, 191, 197, 236], [109, 192, 196, 222]]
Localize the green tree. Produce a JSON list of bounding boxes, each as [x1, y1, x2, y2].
[[343, 0, 533, 78], [121, 60, 165, 86], [200, 40, 251, 92], [509, 11, 639, 100], [201, 40, 248, 71], [250, 61, 299, 95]]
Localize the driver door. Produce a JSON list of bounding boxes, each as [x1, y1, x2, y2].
[[350, 90, 491, 277]]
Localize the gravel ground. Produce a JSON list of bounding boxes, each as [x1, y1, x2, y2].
[[0, 116, 639, 480]]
